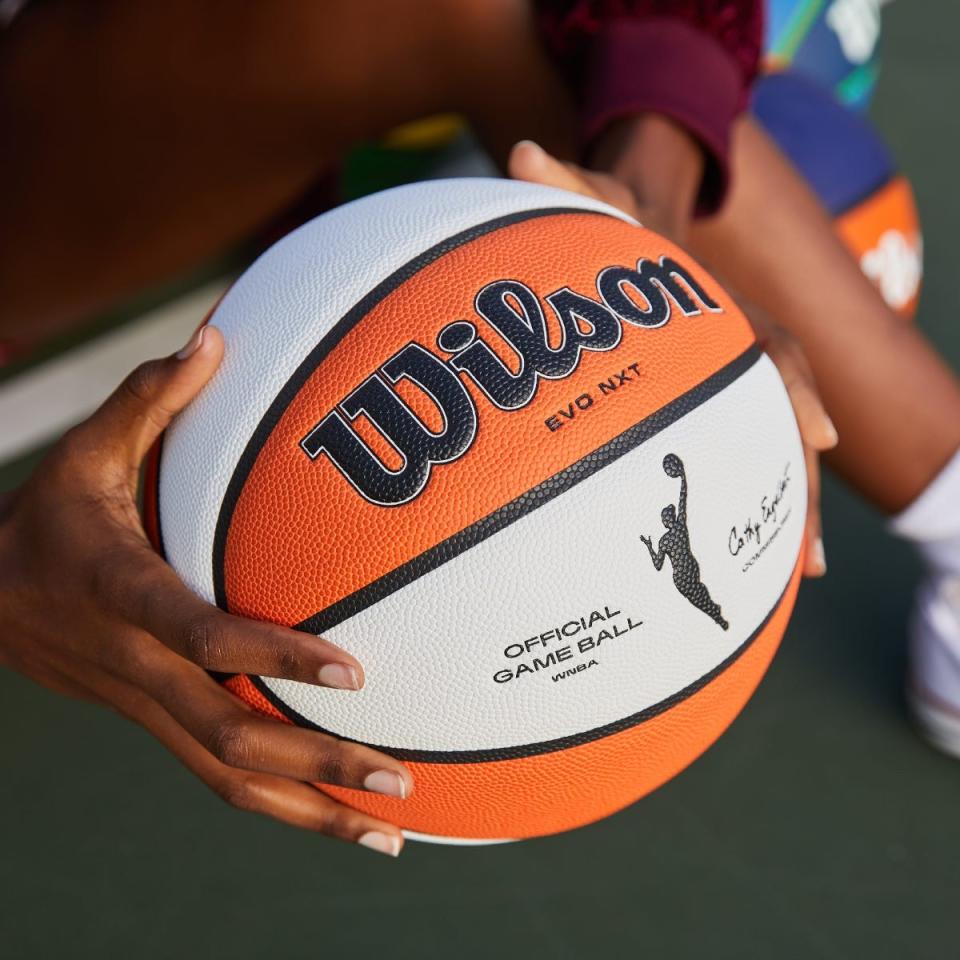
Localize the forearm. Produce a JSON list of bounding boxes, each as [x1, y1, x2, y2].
[[644, 541, 665, 570], [588, 113, 703, 243], [532, 1, 762, 226], [690, 117, 960, 512]]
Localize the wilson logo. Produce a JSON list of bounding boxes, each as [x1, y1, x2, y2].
[[299, 256, 722, 506]]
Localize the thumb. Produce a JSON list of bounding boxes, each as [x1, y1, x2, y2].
[[509, 140, 594, 198], [85, 323, 224, 466]]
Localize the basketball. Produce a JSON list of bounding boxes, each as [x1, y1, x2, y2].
[[764, 0, 884, 111], [147, 179, 807, 843], [753, 71, 922, 318]]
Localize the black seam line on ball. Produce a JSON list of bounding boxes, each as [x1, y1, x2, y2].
[[293, 343, 761, 636], [249, 570, 790, 763], [210, 205, 621, 612], [247, 342, 764, 757], [149, 431, 168, 562], [156, 428, 232, 683]]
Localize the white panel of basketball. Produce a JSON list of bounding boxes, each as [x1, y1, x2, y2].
[[159, 179, 632, 604], [259, 354, 804, 752]]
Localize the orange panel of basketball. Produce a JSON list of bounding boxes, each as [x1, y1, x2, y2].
[[226, 555, 801, 840], [224, 213, 755, 627], [151, 180, 808, 843]]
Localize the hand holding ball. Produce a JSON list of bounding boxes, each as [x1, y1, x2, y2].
[[148, 180, 806, 842]]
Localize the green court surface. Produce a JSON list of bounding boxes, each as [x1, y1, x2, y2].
[[3, 6, 960, 957]]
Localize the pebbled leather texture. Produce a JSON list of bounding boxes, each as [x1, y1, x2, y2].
[[158, 179, 806, 841]]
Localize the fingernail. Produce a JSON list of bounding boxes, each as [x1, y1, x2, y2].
[[357, 831, 401, 857], [811, 537, 827, 574], [515, 138, 544, 159], [176, 326, 206, 359], [318, 663, 361, 690], [823, 417, 839, 447], [363, 770, 408, 799]]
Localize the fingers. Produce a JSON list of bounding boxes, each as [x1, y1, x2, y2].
[[211, 773, 405, 857], [126, 647, 413, 800], [100, 547, 365, 687], [783, 360, 838, 454], [509, 139, 640, 222], [81, 323, 225, 467], [509, 139, 591, 195], [763, 331, 839, 454], [761, 330, 834, 578], [85, 665, 407, 856], [803, 442, 826, 578]]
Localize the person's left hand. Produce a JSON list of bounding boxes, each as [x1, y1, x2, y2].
[[508, 140, 837, 577], [735, 301, 838, 577], [510, 139, 650, 231], [508, 112, 702, 244]]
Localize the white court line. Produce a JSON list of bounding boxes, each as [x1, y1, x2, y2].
[[0, 279, 230, 463]]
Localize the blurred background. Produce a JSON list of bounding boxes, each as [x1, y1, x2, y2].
[[2, 2, 959, 957]]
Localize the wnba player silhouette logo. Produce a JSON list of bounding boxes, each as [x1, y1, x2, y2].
[[640, 453, 729, 630]]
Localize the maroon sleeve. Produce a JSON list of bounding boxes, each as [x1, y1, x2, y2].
[[534, 1, 764, 215]]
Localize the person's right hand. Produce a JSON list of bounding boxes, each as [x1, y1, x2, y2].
[[509, 140, 838, 578], [0, 325, 412, 857]]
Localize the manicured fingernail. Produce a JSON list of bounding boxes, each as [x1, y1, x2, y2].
[[176, 326, 206, 359], [823, 417, 839, 447], [357, 831, 401, 857], [811, 537, 827, 574], [364, 770, 408, 799], [318, 663, 361, 690]]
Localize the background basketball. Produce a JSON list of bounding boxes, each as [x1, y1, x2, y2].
[[148, 178, 807, 842], [764, 0, 887, 111], [753, 70, 922, 318]]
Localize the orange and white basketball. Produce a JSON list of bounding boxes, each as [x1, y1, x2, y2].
[[148, 179, 807, 843]]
